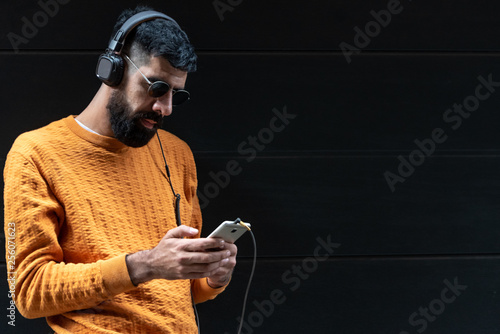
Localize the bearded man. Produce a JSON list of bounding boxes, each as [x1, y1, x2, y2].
[[3, 6, 236, 333]]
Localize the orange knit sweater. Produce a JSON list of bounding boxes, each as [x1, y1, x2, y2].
[[4, 116, 227, 333]]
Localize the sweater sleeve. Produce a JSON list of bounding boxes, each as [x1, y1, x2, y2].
[[3, 149, 135, 319], [191, 277, 229, 304]]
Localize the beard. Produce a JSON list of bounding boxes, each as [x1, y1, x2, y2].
[[107, 90, 163, 148]]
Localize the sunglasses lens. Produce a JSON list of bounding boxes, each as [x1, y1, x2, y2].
[[147, 81, 190, 105], [172, 90, 190, 106], [148, 81, 170, 98]]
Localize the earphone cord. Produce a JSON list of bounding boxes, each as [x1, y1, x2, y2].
[[156, 132, 200, 333], [156, 132, 182, 226], [237, 230, 257, 334], [156, 132, 256, 334]]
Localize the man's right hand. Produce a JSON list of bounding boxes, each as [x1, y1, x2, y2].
[[126, 225, 232, 285]]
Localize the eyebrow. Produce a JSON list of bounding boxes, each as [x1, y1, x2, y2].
[[124, 55, 175, 87], [147, 76, 164, 83], [147, 76, 186, 90]]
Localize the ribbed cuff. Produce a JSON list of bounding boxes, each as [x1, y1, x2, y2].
[[100, 254, 136, 296], [191, 276, 231, 304], [206, 277, 231, 289]]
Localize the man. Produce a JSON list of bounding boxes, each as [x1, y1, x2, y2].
[[3, 6, 237, 333]]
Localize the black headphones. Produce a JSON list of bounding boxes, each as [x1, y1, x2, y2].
[[96, 10, 180, 87]]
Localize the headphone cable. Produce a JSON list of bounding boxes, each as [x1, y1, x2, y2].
[[156, 132, 256, 334], [156, 132, 182, 226], [237, 229, 257, 334]]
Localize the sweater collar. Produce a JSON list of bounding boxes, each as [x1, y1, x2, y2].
[[64, 115, 129, 152]]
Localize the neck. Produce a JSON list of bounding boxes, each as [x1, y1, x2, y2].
[[76, 84, 114, 137]]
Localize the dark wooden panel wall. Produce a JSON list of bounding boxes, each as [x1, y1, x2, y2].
[[1, 1, 499, 333]]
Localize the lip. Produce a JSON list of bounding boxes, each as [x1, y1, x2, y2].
[[140, 118, 157, 129]]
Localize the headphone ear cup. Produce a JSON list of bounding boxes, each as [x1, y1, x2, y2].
[[96, 52, 124, 86]]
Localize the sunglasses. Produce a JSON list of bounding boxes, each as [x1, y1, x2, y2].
[[124, 54, 190, 106]]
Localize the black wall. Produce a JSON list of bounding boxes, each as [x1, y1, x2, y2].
[[1, 1, 499, 333]]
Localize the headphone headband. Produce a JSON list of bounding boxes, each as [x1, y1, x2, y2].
[[96, 10, 180, 87], [108, 10, 180, 53]]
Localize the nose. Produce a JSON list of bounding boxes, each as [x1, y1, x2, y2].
[[152, 91, 173, 117]]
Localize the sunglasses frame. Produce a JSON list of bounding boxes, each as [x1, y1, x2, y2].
[[123, 54, 190, 106]]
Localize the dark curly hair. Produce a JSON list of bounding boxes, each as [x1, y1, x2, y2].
[[111, 5, 197, 73]]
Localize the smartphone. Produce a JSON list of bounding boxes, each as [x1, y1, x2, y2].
[[207, 220, 251, 243]]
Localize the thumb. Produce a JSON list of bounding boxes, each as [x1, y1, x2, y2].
[[165, 225, 199, 239]]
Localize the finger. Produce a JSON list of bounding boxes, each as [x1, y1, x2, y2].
[[179, 249, 231, 266], [184, 238, 226, 252], [183, 258, 230, 275], [165, 225, 199, 239], [207, 267, 234, 286], [180, 270, 226, 280], [222, 242, 238, 255], [167, 259, 230, 281]]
